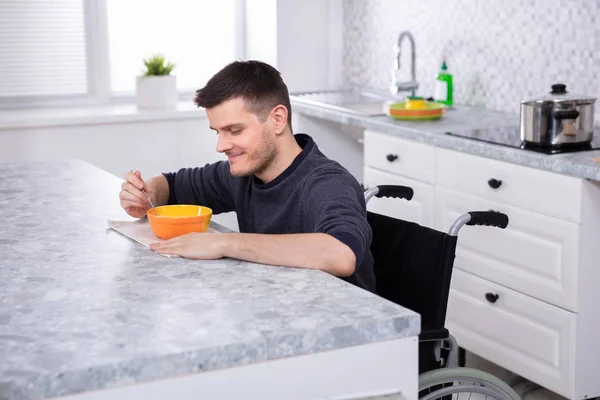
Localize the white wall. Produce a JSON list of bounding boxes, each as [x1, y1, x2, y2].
[[275, 0, 337, 92], [245, 0, 343, 92], [0, 119, 219, 177], [244, 0, 278, 67]]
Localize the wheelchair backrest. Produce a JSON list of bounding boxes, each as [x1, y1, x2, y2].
[[367, 211, 458, 331]]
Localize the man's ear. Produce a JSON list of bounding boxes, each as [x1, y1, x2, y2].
[[270, 105, 289, 134]]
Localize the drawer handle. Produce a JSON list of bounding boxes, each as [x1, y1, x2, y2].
[[485, 292, 499, 303], [488, 178, 502, 189], [386, 154, 398, 162]]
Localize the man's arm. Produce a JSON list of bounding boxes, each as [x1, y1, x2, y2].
[[149, 232, 357, 277], [149, 168, 369, 277], [162, 162, 235, 213], [121, 162, 235, 218], [224, 233, 357, 276]]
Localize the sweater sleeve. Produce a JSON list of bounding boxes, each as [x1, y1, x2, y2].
[[161, 161, 235, 214], [304, 167, 372, 271]]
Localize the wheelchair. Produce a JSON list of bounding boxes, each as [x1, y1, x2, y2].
[[364, 185, 522, 400]]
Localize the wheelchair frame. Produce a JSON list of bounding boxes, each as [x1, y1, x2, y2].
[[363, 185, 520, 400]]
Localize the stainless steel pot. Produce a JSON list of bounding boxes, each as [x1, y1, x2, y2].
[[520, 84, 596, 147]]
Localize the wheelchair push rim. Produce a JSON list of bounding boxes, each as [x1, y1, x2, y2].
[[419, 367, 522, 400]]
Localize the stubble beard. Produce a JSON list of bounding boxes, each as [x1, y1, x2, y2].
[[232, 127, 277, 178]]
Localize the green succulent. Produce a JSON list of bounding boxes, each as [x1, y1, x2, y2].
[[142, 54, 175, 76]]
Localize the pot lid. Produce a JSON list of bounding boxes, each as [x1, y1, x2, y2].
[[522, 83, 597, 104]]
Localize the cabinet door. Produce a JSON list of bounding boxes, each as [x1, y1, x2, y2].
[[363, 166, 434, 228], [435, 186, 578, 312], [364, 130, 435, 184], [436, 147, 583, 223], [447, 269, 575, 399]]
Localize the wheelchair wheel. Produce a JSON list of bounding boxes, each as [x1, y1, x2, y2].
[[419, 367, 521, 400]]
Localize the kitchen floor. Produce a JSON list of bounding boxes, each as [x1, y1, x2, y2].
[[465, 352, 567, 400]]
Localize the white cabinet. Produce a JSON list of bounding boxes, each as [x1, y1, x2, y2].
[[436, 148, 583, 223], [447, 269, 575, 394], [363, 130, 435, 228], [364, 130, 435, 184], [364, 130, 600, 400], [435, 186, 579, 312], [436, 148, 600, 399]]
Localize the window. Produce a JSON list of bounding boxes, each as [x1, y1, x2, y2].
[[0, 0, 89, 98], [106, 0, 238, 94], [0, 0, 243, 106]]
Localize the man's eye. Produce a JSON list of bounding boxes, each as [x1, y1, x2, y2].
[[231, 129, 242, 134]]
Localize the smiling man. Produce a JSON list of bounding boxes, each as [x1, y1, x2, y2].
[[119, 60, 375, 292]]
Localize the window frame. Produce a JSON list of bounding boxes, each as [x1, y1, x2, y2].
[[0, 0, 246, 110]]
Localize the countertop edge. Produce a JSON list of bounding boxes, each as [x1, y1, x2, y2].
[[292, 101, 600, 181], [2, 314, 420, 400]]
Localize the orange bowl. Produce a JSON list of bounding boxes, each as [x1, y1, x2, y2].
[[147, 205, 213, 240]]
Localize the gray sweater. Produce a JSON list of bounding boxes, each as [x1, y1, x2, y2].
[[163, 134, 375, 292]]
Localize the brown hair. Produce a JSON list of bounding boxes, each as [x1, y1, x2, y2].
[[194, 60, 293, 131]]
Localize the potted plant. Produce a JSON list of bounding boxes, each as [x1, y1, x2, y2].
[[135, 54, 177, 110]]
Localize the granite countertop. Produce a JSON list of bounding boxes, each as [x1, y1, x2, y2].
[[0, 160, 420, 400], [291, 100, 600, 181]]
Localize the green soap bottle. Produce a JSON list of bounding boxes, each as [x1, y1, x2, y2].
[[434, 61, 453, 107]]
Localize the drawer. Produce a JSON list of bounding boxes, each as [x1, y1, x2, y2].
[[436, 147, 583, 223], [364, 130, 435, 184], [435, 186, 578, 311], [364, 166, 434, 228], [447, 269, 575, 398]]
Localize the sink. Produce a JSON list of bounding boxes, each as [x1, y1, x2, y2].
[[290, 88, 405, 117]]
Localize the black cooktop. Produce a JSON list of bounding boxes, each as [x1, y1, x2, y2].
[[445, 126, 600, 154]]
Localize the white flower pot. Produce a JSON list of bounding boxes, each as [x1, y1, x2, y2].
[[135, 75, 177, 110]]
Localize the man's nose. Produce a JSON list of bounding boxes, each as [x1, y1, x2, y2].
[[216, 133, 232, 153]]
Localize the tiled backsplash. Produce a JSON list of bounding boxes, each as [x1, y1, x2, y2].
[[343, 0, 600, 119]]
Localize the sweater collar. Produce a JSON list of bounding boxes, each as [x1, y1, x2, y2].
[[253, 133, 314, 189]]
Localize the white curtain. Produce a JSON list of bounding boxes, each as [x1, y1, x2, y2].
[[0, 0, 88, 98]]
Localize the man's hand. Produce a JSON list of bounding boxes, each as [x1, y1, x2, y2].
[[119, 170, 153, 218], [149, 232, 226, 259], [119, 171, 169, 218]]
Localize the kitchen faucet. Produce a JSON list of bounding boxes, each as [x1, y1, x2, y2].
[[390, 30, 418, 97]]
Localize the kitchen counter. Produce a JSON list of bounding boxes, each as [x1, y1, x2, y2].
[[292, 100, 600, 181], [0, 160, 420, 400]]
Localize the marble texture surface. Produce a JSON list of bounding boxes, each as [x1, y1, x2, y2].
[[292, 101, 600, 181], [0, 160, 420, 400], [342, 0, 600, 121]]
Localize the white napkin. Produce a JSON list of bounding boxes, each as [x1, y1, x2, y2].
[[107, 218, 218, 258]]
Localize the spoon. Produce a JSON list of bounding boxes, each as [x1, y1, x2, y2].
[[130, 170, 158, 215]]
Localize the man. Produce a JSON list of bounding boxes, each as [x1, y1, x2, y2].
[[119, 60, 375, 292]]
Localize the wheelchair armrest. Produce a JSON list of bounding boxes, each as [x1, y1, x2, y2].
[[364, 185, 414, 203], [419, 328, 449, 342], [448, 211, 509, 236]]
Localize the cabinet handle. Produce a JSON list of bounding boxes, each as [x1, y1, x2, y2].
[[488, 178, 502, 189], [386, 154, 398, 162], [485, 292, 499, 303]]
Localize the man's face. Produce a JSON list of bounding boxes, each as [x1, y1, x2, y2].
[[207, 98, 276, 177]]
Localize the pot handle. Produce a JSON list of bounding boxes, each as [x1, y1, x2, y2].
[[551, 83, 567, 94], [553, 110, 580, 120]]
